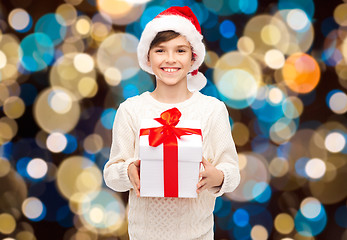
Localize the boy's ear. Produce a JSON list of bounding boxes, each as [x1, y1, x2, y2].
[[146, 54, 151, 67]]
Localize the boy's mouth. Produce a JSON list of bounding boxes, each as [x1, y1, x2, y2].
[[161, 67, 180, 73]]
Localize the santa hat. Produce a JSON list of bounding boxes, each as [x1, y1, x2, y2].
[[137, 6, 207, 92]]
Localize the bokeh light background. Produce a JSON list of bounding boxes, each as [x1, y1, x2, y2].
[[0, 0, 346, 239]]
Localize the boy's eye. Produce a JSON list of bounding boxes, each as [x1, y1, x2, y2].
[[178, 49, 186, 53], [155, 49, 164, 53]]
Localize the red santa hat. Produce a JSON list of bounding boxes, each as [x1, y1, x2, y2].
[[137, 6, 207, 92]]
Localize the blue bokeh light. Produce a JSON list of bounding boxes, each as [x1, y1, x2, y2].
[[295, 203, 327, 237], [62, 134, 78, 154], [101, 108, 117, 130], [140, 6, 166, 30], [253, 182, 272, 203], [278, 0, 315, 19], [239, 0, 258, 14], [233, 208, 250, 227], [35, 13, 67, 46], [16, 157, 31, 178], [335, 206, 347, 228], [220, 20, 236, 39], [19, 33, 55, 72]]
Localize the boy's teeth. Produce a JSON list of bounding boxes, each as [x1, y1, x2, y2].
[[163, 68, 178, 72]]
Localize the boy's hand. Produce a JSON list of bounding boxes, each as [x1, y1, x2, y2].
[[197, 157, 224, 194], [128, 160, 141, 197]]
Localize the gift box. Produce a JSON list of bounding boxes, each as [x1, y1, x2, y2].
[[139, 107, 202, 198]]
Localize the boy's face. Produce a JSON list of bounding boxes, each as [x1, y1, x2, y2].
[[147, 35, 194, 88]]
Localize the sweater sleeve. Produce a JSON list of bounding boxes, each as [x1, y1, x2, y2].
[[103, 102, 137, 192], [206, 101, 240, 197]]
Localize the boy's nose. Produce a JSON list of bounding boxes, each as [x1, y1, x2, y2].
[[165, 52, 176, 63]]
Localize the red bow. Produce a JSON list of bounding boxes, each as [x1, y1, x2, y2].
[[140, 107, 202, 197]]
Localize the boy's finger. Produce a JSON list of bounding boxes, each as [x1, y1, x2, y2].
[[197, 178, 207, 189], [133, 160, 140, 167], [199, 170, 207, 178]]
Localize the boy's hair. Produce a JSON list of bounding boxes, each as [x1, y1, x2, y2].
[[149, 30, 180, 49], [148, 30, 195, 61]]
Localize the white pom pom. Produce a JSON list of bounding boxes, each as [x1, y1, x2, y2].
[[187, 71, 207, 92]]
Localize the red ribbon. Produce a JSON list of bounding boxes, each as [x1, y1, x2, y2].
[[139, 107, 202, 197]]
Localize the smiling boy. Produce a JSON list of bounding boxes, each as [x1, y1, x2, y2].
[[104, 6, 240, 240]]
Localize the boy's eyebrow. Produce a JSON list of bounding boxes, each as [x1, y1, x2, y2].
[[154, 44, 190, 48]]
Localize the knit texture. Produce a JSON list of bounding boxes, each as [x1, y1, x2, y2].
[[103, 91, 240, 240]]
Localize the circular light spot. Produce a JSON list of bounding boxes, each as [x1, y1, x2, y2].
[[300, 197, 322, 219], [0, 117, 18, 143], [56, 3, 77, 26], [274, 213, 294, 234], [261, 24, 281, 45], [50, 53, 97, 100], [65, 0, 83, 5], [0, 157, 11, 177], [237, 36, 255, 55], [325, 132, 346, 153], [232, 122, 250, 147], [268, 87, 284, 104], [46, 132, 67, 153], [35, 13, 67, 46], [96, 0, 145, 25], [8, 8, 32, 32], [22, 197, 45, 220], [0, 213, 16, 234], [3, 96, 25, 119], [282, 96, 304, 119], [225, 152, 270, 202], [97, 33, 139, 80], [16, 231, 36, 240], [19, 33, 54, 72], [305, 158, 326, 179], [265, 49, 285, 69], [34, 88, 80, 133], [282, 53, 320, 94], [287, 9, 309, 31], [250, 225, 268, 240], [73, 53, 94, 73], [78, 77, 98, 98], [56, 156, 102, 199], [75, 17, 91, 36], [89, 205, 104, 224], [0, 50, 7, 69], [233, 208, 249, 227], [83, 134, 103, 154], [216, 69, 258, 109], [334, 3, 347, 26], [269, 157, 289, 177], [328, 91, 347, 114], [220, 20, 236, 38], [79, 190, 126, 232], [27, 158, 48, 179], [48, 89, 73, 114], [204, 51, 219, 68], [104, 67, 122, 86]]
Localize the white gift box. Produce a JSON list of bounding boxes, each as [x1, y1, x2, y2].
[[139, 118, 202, 198]]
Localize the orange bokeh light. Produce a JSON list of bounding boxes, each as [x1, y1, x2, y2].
[[282, 53, 321, 94]]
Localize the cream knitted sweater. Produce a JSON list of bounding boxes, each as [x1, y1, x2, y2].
[[103, 91, 240, 240]]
